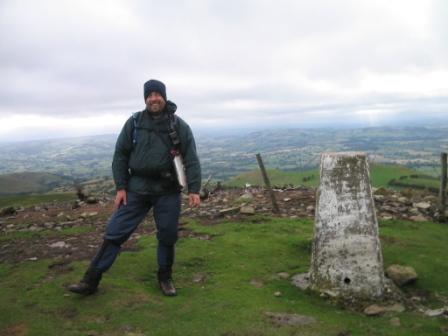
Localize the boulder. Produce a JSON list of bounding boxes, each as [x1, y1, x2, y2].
[[386, 264, 418, 286]]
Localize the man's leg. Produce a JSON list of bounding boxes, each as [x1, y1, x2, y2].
[[153, 193, 181, 296], [69, 192, 151, 295]]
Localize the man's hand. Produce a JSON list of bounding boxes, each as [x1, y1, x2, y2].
[[188, 193, 200, 208], [113, 189, 127, 211]]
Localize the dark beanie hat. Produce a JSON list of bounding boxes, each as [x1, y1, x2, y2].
[[144, 79, 167, 101]]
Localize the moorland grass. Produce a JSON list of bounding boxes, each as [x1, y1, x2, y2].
[[0, 217, 447, 335]]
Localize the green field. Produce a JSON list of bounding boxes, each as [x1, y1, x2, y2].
[[225, 164, 440, 191], [0, 217, 447, 335], [0, 192, 76, 208]]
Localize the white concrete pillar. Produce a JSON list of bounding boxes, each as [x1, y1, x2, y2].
[[310, 152, 385, 299]]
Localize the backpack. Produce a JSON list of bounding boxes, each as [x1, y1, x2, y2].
[[131, 111, 181, 151]]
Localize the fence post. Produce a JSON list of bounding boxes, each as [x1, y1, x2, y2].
[[255, 153, 280, 213], [439, 152, 447, 222]]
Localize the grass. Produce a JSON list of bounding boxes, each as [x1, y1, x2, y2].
[[1, 217, 447, 335], [225, 164, 434, 190], [0, 192, 76, 208]]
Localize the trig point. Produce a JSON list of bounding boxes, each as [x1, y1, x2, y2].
[[310, 152, 385, 299]]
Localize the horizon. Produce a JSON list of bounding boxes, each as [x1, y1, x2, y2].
[[1, 120, 447, 145]]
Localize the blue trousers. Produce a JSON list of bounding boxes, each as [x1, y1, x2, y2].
[[90, 192, 181, 273]]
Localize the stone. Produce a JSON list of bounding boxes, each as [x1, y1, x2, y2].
[[283, 198, 291, 202], [0, 207, 16, 217], [250, 279, 264, 288], [310, 152, 385, 299], [219, 207, 240, 216], [291, 273, 310, 290], [49, 241, 70, 248], [424, 307, 448, 317], [386, 264, 418, 287], [274, 291, 282, 297], [413, 202, 431, 210], [363, 303, 404, 316], [409, 215, 428, 222], [86, 197, 98, 204], [277, 272, 290, 279], [240, 206, 255, 215], [264, 312, 316, 326], [390, 317, 401, 327], [238, 192, 253, 202]]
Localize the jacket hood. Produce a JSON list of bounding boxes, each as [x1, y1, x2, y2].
[[165, 100, 177, 114]]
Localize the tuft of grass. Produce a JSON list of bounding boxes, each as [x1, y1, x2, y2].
[[0, 218, 447, 335]]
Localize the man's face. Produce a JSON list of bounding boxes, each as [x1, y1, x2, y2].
[[145, 92, 166, 114]]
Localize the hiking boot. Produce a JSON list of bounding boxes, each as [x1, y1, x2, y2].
[[159, 278, 177, 296], [68, 268, 102, 295], [158, 267, 177, 296]]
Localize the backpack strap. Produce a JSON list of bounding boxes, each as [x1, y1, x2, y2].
[[167, 113, 180, 151], [131, 111, 141, 146]]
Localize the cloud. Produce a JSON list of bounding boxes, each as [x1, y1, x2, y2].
[[0, 0, 447, 141]]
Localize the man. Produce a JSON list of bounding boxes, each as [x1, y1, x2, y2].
[[68, 79, 201, 296]]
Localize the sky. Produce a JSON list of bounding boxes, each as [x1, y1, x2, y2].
[[0, 0, 447, 142]]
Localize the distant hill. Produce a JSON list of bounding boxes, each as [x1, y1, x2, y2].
[[0, 125, 446, 181], [0, 172, 75, 195], [225, 164, 437, 190]]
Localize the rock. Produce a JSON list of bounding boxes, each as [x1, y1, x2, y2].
[[386, 264, 418, 287], [264, 312, 316, 326], [374, 188, 390, 196], [49, 241, 70, 248], [0, 207, 16, 217], [413, 202, 431, 210], [86, 197, 98, 204], [44, 222, 55, 228], [409, 215, 428, 222], [364, 304, 384, 316], [277, 272, 290, 279], [238, 192, 253, 202], [250, 279, 264, 288], [274, 291, 282, 297], [240, 206, 255, 215], [364, 304, 404, 316], [424, 307, 448, 317], [291, 273, 310, 290], [374, 195, 385, 201], [219, 207, 240, 216], [397, 197, 409, 204], [283, 198, 291, 202], [192, 273, 206, 283], [390, 317, 401, 327]]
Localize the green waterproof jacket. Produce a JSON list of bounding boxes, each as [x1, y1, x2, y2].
[[112, 101, 201, 195]]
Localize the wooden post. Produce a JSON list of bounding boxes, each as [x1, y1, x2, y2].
[[439, 152, 447, 222], [256, 153, 280, 213]]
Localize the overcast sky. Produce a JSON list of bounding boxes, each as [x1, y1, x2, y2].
[[0, 0, 447, 142]]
